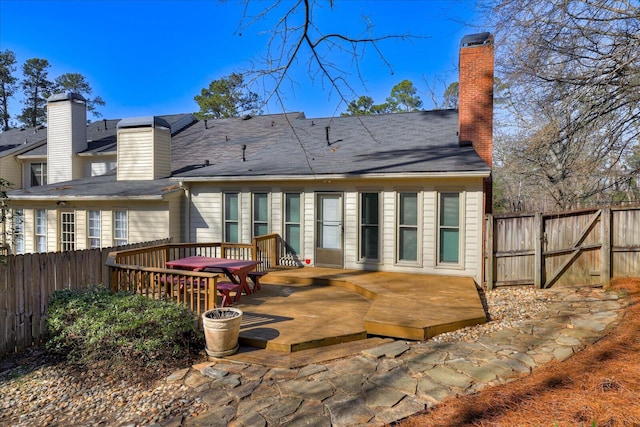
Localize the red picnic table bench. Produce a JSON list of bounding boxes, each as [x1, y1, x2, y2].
[[165, 256, 266, 306]]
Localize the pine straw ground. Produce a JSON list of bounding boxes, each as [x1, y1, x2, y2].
[[399, 277, 640, 427]]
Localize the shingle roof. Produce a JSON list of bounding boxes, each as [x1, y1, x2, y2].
[[9, 114, 195, 158], [8, 109, 490, 200], [0, 126, 47, 155], [175, 109, 489, 178], [10, 172, 181, 200]]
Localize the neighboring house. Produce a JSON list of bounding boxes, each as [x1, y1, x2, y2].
[[3, 33, 494, 285]]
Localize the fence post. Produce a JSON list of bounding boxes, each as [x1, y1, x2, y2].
[[534, 212, 544, 289], [270, 237, 277, 269], [485, 214, 494, 290], [251, 240, 257, 261], [601, 207, 611, 289]]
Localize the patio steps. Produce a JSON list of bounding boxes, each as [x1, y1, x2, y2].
[[223, 337, 395, 368], [259, 268, 487, 341], [232, 268, 486, 358]]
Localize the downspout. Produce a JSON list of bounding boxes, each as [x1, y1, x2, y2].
[[180, 181, 191, 242]]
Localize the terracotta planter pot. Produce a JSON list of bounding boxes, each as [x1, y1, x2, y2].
[[202, 308, 243, 357]]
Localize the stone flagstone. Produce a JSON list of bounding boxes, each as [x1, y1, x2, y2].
[[163, 285, 625, 427]]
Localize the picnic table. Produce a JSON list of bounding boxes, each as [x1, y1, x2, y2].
[[165, 256, 261, 303]]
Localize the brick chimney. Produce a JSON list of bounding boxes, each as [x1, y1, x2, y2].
[[458, 32, 493, 168], [459, 32, 494, 221]]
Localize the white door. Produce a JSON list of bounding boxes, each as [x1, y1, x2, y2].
[[315, 193, 343, 268]]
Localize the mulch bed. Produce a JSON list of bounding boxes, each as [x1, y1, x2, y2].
[[400, 277, 640, 427]]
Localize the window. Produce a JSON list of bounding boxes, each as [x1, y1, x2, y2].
[[60, 211, 75, 251], [438, 192, 461, 264], [252, 193, 269, 237], [114, 211, 128, 246], [90, 161, 116, 177], [397, 192, 419, 262], [360, 192, 380, 261], [35, 209, 47, 252], [13, 209, 24, 255], [224, 193, 239, 242], [30, 162, 47, 187], [88, 210, 101, 248], [284, 193, 301, 254]]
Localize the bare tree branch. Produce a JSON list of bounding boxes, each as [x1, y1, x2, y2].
[[234, 0, 423, 112], [489, 0, 640, 211]]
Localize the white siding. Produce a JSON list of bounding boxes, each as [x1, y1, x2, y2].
[[271, 190, 282, 236], [240, 191, 250, 242], [117, 127, 171, 181], [8, 201, 173, 253], [117, 128, 155, 180], [303, 190, 314, 262], [465, 188, 482, 283], [23, 209, 34, 253], [184, 177, 485, 281], [190, 185, 222, 242], [423, 190, 436, 268], [167, 194, 183, 243], [0, 156, 22, 188], [47, 210, 56, 251], [128, 207, 170, 243], [343, 190, 357, 265], [381, 190, 395, 266], [153, 128, 171, 179], [47, 98, 87, 184], [76, 210, 87, 250], [101, 210, 112, 245]]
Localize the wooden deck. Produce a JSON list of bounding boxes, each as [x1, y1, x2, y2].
[[226, 268, 486, 367]]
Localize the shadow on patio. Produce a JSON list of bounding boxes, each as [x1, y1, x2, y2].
[[227, 268, 487, 368], [105, 242, 486, 368]]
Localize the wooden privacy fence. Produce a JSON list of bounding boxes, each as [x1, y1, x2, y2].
[[485, 206, 640, 289], [1, 233, 292, 356], [0, 239, 170, 356]]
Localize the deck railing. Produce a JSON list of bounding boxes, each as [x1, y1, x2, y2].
[[105, 235, 297, 325]]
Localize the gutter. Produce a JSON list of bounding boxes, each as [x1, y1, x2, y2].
[[77, 151, 117, 157], [8, 195, 169, 202], [7, 186, 184, 202], [173, 170, 491, 183], [15, 153, 47, 160]]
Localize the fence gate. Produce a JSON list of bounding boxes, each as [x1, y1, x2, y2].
[[484, 206, 640, 289], [541, 209, 603, 288]]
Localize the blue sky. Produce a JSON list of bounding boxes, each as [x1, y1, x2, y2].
[[0, 0, 485, 122]]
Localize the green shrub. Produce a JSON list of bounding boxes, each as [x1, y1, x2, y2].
[[47, 287, 203, 370]]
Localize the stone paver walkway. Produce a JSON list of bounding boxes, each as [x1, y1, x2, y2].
[[156, 286, 625, 427]]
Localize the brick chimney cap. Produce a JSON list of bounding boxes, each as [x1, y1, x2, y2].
[[460, 32, 493, 47]]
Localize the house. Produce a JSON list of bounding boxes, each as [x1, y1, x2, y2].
[[3, 33, 494, 285]]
